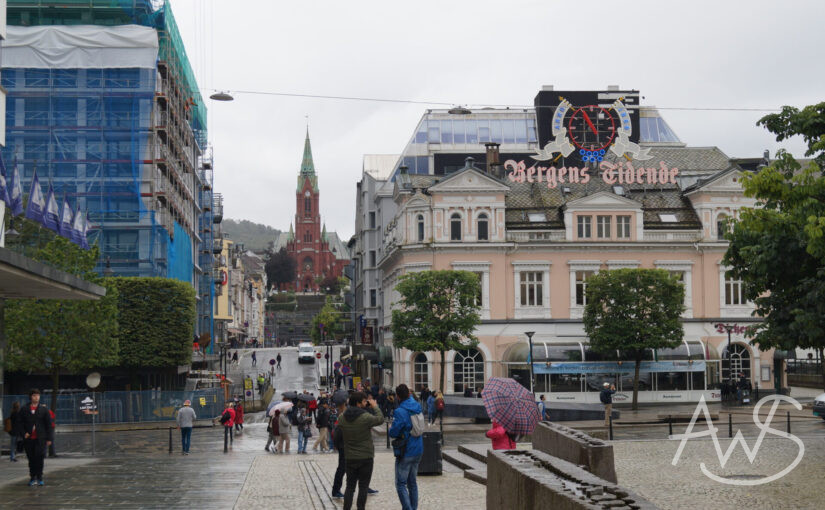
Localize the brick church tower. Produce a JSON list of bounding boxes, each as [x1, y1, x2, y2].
[[283, 130, 349, 292]]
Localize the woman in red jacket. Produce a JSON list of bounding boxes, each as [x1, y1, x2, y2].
[[486, 420, 516, 450], [234, 401, 244, 433]]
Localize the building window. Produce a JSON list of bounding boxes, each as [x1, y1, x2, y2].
[[717, 214, 729, 240], [597, 215, 611, 239], [725, 271, 744, 305], [417, 214, 425, 242], [304, 197, 312, 216], [575, 271, 594, 306], [450, 213, 462, 241], [370, 289, 377, 307], [369, 211, 376, 229], [477, 213, 489, 241], [369, 250, 376, 267], [722, 343, 751, 382], [617, 215, 631, 239], [413, 353, 428, 392], [472, 272, 483, 307], [520, 271, 543, 307], [577, 215, 592, 239], [454, 348, 484, 394]]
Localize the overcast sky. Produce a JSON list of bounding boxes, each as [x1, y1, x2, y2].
[[170, 0, 824, 240]]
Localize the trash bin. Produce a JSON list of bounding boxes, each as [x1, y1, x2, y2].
[[418, 431, 442, 475]]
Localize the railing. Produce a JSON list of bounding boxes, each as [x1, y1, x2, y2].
[[507, 231, 565, 242], [787, 360, 824, 389], [644, 231, 702, 242]]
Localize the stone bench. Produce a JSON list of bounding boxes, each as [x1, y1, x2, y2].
[[531, 422, 617, 483]]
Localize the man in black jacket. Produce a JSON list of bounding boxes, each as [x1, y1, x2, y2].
[[16, 389, 54, 486]]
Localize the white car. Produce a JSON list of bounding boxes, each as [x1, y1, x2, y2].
[[297, 343, 315, 364], [813, 392, 825, 420]]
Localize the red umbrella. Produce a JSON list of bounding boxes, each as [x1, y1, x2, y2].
[[481, 377, 541, 436]]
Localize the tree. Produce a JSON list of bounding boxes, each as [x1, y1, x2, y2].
[[310, 297, 346, 344], [108, 277, 196, 369], [4, 236, 119, 411], [264, 247, 296, 291], [724, 102, 825, 389], [391, 270, 481, 393], [320, 274, 347, 295], [582, 269, 684, 410]]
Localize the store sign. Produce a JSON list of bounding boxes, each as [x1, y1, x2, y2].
[[714, 323, 749, 335], [361, 326, 374, 345], [505, 159, 679, 189], [533, 360, 705, 375]]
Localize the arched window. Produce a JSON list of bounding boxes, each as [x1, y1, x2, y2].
[[716, 213, 729, 240], [722, 343, 751, 382], [417, 214, 425, 242], [413, 353, 428, 391], [450, 213, 462, 241], [453, 348, 484, 394], [477, 213, 489, 241]]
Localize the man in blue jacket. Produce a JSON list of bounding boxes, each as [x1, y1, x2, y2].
[[389, 384, 424, 510]]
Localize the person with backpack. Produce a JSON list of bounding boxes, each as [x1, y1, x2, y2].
[[295, 403, 312, 454], [600, 382, 616, 426], [5, 401, 21, 462], [434, 391, 445, 424], [389, 384, 424, 510], [486, 420, 516, 450], [214, 402, 235, 447]]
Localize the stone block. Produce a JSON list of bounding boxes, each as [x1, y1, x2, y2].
[[532, 422, 617, 484]]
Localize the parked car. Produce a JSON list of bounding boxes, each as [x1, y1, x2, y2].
[[812, 393, 825, 420], [297, 342, 315, 364]]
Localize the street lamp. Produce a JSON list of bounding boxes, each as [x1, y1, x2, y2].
[[209, 91, 234, 102], [717, 323, 736, 398], [525, 331, 536, 396]]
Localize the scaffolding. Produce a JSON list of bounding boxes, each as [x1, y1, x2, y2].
[[3, 0, 216, 338]]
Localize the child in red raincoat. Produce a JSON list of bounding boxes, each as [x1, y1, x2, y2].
[[486, 420, 516, 450]]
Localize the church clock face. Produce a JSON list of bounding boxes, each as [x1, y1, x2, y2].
[[305, 191, 311, 197], [568, 105, 616, 154]]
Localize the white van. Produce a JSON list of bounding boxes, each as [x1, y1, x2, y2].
[[298, 342, 315, 364]]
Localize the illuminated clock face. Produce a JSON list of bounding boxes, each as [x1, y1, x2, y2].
[[568, 105, 616, 156], [305, 191, 311, 197]]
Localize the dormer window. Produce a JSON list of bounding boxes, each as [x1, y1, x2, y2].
[[450, 213, 462, 241], [717, 214, 729, 240], [577, 215, 592, 239], [477, 213, 489, 241], [417, 214, 425, 242]]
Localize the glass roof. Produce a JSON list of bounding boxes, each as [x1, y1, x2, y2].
[[639, 109, 682, 144]]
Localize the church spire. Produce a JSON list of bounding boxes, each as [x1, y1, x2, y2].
[[300, 128, 315, 176]]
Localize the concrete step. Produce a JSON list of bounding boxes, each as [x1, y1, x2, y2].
[[458, 443, 491, 464], [464, 468, 487, 486], [442, 448, 487, 472]]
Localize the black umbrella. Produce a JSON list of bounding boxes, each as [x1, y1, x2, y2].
[[297, 393, 314, 402], [331, 389, 349, 406], [281, 390, 298, 400]]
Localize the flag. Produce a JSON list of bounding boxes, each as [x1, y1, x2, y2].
[[0, 153, 11, 208], [42, 183, 60, 232], [59, 195, 74, 238], [81, 211, 91, 249], [25, 170, 46, 224], [70, 204, 84, 246], [9, 161, 24, 216]]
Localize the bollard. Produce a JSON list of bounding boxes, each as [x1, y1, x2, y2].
[[608, 415, 614, 441], [168, 427, 173, 454], [787, 411, 791, 434], [728, 413, 733, 438], [668, 415, 673, 436]]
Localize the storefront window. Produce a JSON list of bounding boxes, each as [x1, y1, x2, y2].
[[656, 372, 687, 391], [691, 371, 705, 390], [551, 373, 584, 392]]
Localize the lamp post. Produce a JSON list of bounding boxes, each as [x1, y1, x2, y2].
[[525, 331, 536, 396], [716, 323, 736, 400]]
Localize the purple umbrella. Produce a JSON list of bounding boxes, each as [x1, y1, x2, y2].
[[481, 377, 541, 436]]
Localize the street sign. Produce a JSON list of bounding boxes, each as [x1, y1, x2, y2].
[[199, 397, 207, 406], [79, 396, 97, 411], [316, 352, 322, 359], [334, 361, 342, 369], [269, 358, 276, 365], [341, 366, 351, 375], [245, 390, 253, 398], [244, 378, 253, 390]]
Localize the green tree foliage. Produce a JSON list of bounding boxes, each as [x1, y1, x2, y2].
[[107, 277, 196, 368], [391, 270, 481, 393], [264, 247, 297, 291], [583, 269, 684, 410], [724, 102, 825, 389], [4, 235, 119, 410], [310, 297, 347, 344]]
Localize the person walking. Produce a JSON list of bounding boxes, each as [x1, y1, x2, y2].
[[232, 351, 239, 366], [234, 401, 244, 433], [295, 403, 311, 454], [426, 392, 436, 424], [600, 382, 616, 426], [486, 420, 516, 450], [265, 410, 281, 453], [308, 395, 318, 420], [277, 409, 291, 453], [251, 351, 257, 367], [276, 353, 282, 370], [538, 394, 548, 422], [215, 402, 235, 447], [434, 391, 445, 424], [420, 386, 431, 406], [5, 402, 21, 462], [176, 400, 196, 455], [389, 384, 424, 510], [338, 392, 384, 510], [312, 402, 330, 452], [16, 389, 54, 486]]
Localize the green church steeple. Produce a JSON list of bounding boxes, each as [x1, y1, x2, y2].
[[297, 128, 319, 192]]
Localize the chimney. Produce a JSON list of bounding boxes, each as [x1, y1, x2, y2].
[[541, 85, 554, 91], [607, 85, 620, 91], [485, 142, 501, 175]]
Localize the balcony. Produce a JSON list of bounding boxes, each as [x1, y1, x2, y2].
[[213, 193, 224, 223]]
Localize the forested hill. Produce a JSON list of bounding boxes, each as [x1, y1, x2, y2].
[[221, 219, 281, 252]]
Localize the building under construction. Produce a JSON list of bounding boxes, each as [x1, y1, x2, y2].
[[1, 0, 221, 341]]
